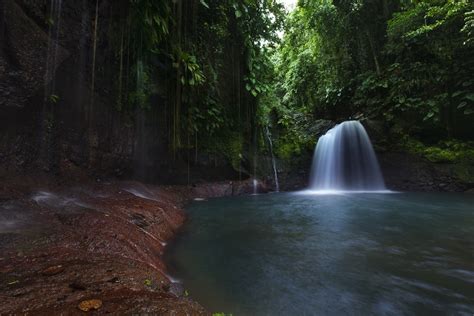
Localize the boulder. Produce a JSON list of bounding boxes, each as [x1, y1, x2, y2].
[[309, 119, 335, 138], [360, 118, 388, 146]]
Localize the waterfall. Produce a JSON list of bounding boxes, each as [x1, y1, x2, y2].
[[252, 127, 258, 194], [265, 126, 280, 192], [309, 120, 386, 191]]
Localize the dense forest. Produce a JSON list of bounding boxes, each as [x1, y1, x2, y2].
[[111, 0, 474, 186], [269, 0, 474, 164], [100, 0, 474, 175]]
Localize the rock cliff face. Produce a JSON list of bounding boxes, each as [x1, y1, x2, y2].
[[275, 153, 472, 193], [363, 119, 474, 192], [377, 152, 471, 192], [1, 0, 65, 108], [0, 0, 240, 183], [1, 0, 133, 177]]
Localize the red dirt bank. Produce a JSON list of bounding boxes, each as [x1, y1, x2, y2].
[[0, 175, 259, 315]]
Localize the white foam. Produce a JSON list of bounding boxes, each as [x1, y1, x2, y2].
[[123, 188, 159, 202], [296, 189, 396, 195]]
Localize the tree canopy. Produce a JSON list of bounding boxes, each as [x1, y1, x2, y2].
[[116, 0, 473, 169], [261, 0, 473, 160]]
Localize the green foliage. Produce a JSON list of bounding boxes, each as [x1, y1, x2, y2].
[[379, 0, 473, 131], [204, 131, 244, 171], [402, 137, 474, 163], [263, 0, 474, 158], [112, 0, 171, 113], [187, 87, 225, 137], [46, 16, 54, 26], [116, 0, 284, 165], [399, 1, 469, 39], [273, 112, 315, 159], [128, 61, 152, 109], [462, 9, 474, 45], [128, 0, 170, 52], [236, 0, 285, 97], [49, 94, 60, 104], [112, 0, 474, 169], [176, 52, 205, 87], [200, 0, 210, 9]]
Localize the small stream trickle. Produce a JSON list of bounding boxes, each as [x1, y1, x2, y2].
[[265, 126, 279, 192], [89, 0, 99, 110], [252, 178, 258, 195]]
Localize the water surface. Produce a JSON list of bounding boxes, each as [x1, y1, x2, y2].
[[166, 193, 474, 315]]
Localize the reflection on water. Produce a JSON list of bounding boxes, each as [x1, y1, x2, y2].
[[166, 193, 474, 315]]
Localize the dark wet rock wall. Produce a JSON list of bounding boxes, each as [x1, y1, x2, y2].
[[0, 0, 240, 183]]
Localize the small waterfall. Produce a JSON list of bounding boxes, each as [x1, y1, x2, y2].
[[309, 120, 386, 191], [252, 132, 258, 194], [252, 178, 258, 195], [265, 126, 280, 192], [86, 0, 99, 167]]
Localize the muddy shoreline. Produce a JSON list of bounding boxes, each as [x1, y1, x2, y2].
[[0, 174, 260, 315]]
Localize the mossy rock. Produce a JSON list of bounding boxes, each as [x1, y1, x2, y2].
[[424, 147, 459, 163], [451, 164, 474, 185], [401, 136, 474, 164]]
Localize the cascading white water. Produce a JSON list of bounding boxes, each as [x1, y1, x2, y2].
[[309, 120, 386, 191], [252, 179, 258, 195], [265, 126, 280, 192]]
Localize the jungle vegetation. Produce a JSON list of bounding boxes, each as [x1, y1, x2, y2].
[[117, 0, 474, 169]]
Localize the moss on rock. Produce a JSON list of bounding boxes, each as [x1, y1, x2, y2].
[[401, 137, 474, 164]]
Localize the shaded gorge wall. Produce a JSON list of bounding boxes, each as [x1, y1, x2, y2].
[[0, 0, 254, 183]]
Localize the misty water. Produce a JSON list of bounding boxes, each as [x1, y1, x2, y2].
[[309, 121, 386, 191], [166, 192, 474, 315]]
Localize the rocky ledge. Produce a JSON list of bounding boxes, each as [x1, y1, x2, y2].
[[0, 175, 261, 315]]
